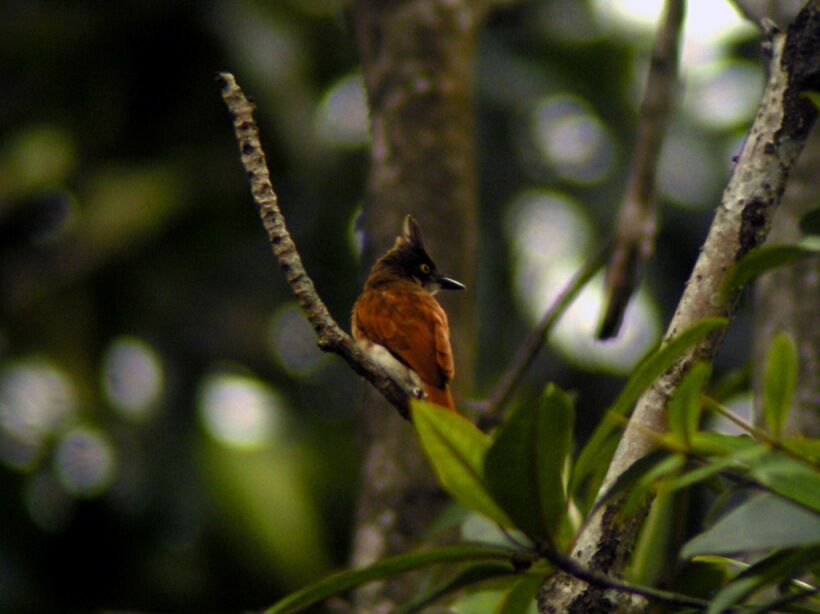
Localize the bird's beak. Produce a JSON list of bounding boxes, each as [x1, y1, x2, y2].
[[435, 275, 465, 291]]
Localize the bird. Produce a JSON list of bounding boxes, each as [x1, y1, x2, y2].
[[352, 215, 465, 410]]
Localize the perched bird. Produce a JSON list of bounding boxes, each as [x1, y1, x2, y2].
[[352, 215, 465, 410]]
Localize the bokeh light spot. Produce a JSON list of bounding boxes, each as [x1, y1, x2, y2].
[[685, 61, 764, 129], [507, 190, 660, 373], [593, 1, 757, 75], [506, 189, 592, 273], [658, 130, 722, 208], [0, 358, 76, 470], [551, 275, 661, 374], [268, 305, 327, 377], [54, 426, 116, 497], [102, 336, 164, 421], [0, 124, 77, 200], [315, 73, 369, 148], [531, 95, 614, 184], [199, 372, 285, 450]]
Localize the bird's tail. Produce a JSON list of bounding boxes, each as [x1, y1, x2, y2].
[[424, 384, 455, 411]]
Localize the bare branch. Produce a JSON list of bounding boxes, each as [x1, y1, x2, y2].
[[540, 2, 820, 610], [539, 547, 710, 612], [472, 242, 610, 422], [597, 0, 685, 339], [217, 72, 415, 419]]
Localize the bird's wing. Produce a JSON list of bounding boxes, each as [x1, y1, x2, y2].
[[355, 289, 454, 389]]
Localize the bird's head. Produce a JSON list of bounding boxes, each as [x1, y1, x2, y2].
[[369, 215, 465, 294]]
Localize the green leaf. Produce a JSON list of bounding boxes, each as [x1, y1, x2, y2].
[[763, 332, 798, 438], [493, 575, 543, 614], [688, 432, 757, 457], [412, 401, 512, 527], [629, 492, 677, 586], [394, 562, 516, 614], [265, 544, 519, 614], [660, 444, 769, 494], [617, 454, 686, 520], [719, 244, 819, 305], [667, 361, 711, 447], [484, 384, 574, 542], [681, 494, 820, 559], [706, 546, 820, 614], [571, 317, 727, 508], [592, 449, 671, 514], [693, 555, 820, 594], [749, 452, 820, 513], [783, 438, 820, 464]]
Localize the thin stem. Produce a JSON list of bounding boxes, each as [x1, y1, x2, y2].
[[703, 396, 820, 470], [473, 241, 610, 419], [540, 547, 711, 611], [597, 0, 685, 339]]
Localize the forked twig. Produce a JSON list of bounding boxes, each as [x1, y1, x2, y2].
[[597, 0, 685, 339]]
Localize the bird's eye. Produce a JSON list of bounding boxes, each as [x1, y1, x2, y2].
[[419, 263, 431, 274]]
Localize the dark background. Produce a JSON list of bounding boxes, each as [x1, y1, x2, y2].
[[0, 1, 761, 611]]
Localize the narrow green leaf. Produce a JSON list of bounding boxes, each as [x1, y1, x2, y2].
[[688, 432, 757, 457], [783, 439, 820, 465], [412, 401, 512, 527], [749, 452, 820, 513], [617, 454, 686, 520], [484, 384, 574, 542], [763, 332, 798, 438], [609, 318, 726, 421], [693, 555, 820, 594], [493, 575, 543, 614], [394, 562, 516, 614], [571, 317, 727, 507], [660, 444, 769, 494], [592, 449, 671, 515], [265, 544, 519, 614], [630, 492, 677, 586], [667, 362, 710, 447], [706, 546, 820, 614], [719, 244, 819, 305], [574, 431, 620, 515], [681, 495, 820, 559], [748, 588, 820, 614]]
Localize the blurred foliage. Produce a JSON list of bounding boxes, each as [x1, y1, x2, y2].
[[0, 0, 773, 611]]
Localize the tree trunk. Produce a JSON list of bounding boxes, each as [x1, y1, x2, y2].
[[753, 127, 820, 438], [346, 1, 481, 610]]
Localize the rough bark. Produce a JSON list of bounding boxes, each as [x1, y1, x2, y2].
[[753, 126, 820, 438], [538, 4, 820, 612]]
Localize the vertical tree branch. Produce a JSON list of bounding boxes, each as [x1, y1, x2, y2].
[[753, 128, 820, 438], [345, 1, 483, 610], [597, 0, 685, 339], [539, 4, 820, 612]]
